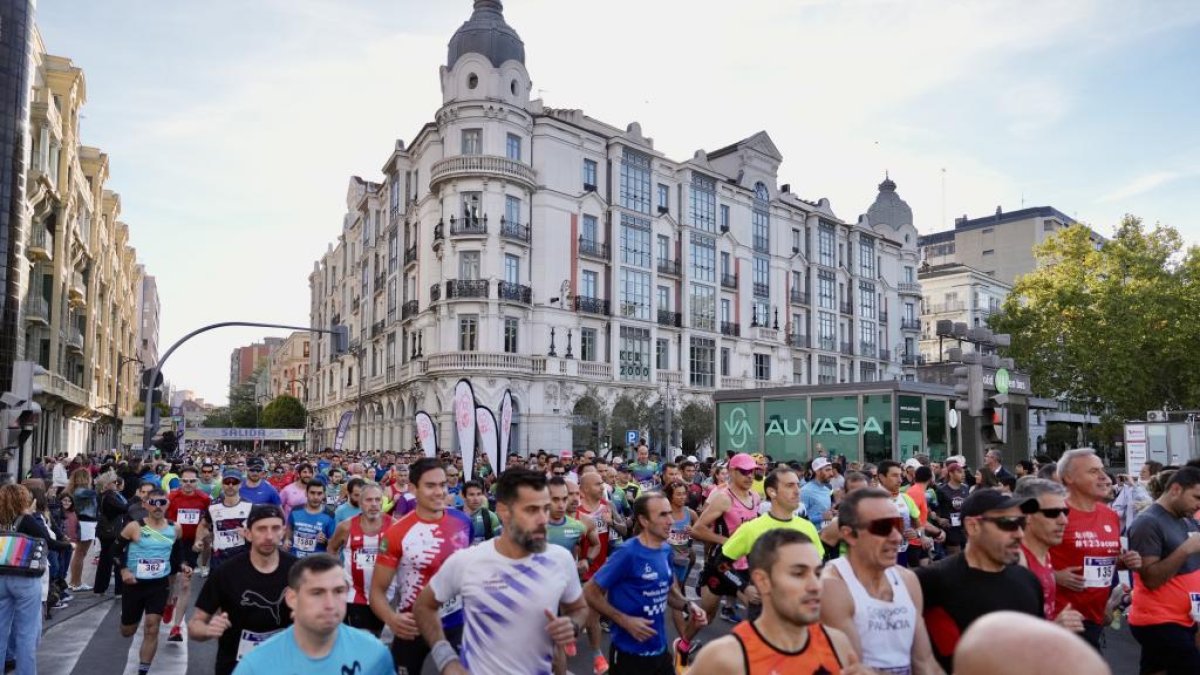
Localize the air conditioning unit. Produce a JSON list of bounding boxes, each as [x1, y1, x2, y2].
[[1147, 410, 1168, 422]]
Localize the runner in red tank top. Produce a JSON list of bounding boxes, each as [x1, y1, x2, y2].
[[576, 471, 615, 674], [326, 483, 393, 636], [1014, 477, 1085, 632]]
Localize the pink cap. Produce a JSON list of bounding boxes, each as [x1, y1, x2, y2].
[[728, 453, 756, 471]]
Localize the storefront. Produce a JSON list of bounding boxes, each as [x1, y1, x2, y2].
[[714, 381, 959, 465]]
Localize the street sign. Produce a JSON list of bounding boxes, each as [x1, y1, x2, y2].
[[625, 430, 638, 446]]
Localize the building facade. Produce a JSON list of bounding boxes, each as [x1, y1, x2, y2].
[[22, 27, 150, 458], [917, 263, 1012, 363], [307, 1, 923, 455], [228, 338, 281, 392], [268, 331, 310, 400], [136, 267, 159, 366]]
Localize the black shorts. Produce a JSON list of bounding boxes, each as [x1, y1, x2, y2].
[[120, 578, 170, 626], [697, 561, 748, 598], [345, 603, 384, 636], [180, 541, 199, 569], [1131, 623, 1200, 674], [392, 623, 461, 675], [609, 647, 672, 675]]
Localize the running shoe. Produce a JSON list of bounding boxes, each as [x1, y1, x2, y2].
[[161, 602, 175, 624], [592, 653, 609, 675], [197, 566, 209, 578], [51, 598, 69, 609], [167, 626, 183, 642], [719, 604, 740, 623], [68, 584, 92, 592]]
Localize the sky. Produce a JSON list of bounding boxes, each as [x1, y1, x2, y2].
[[35, 0, 1200, 405]]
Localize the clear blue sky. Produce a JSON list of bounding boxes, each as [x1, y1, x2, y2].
[[35, 0, 1200, 404]]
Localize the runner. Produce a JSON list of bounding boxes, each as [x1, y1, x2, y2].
[[326, 482, 393, 637], [445, 464, 465, 510], [204, 468, 253, 571], [547, 476, 600, 576], [112, 488, 191, 675], [1013, 478, 1085, 632], [369, 457, 471, 675], [877, 460, 922, 568], [162, 466, 210, 642], [462, 480, 502, 544], [676, 452, 762, 667], [576, 470, 616, 674], [278, 463, 315, 520], [188, 504, 296, 675], [917, 488, 1044, 671], [801, 457, 836, 531], [689, 529, 861, 675], [232, 553, 394, 674], [1049, 448, 1142, 649], [820, 487, 942, 674], [1127, 465, 1200, 674], [628, 442, 660, 491], [933, 458, 970, 557], [335, 478, 365, 523], [414, 468, 589, 675], [284, 479, 336, 558], [665, 480, 699, 659], [584, 492, 708, 675]]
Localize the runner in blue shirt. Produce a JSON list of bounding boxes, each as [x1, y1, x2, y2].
[[284, 480, 336, 559], [239, 458, 282, 506]]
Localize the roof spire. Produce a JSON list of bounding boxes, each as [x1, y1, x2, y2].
[[879, 172, 897, 192]]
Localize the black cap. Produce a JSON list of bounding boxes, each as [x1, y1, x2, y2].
[[960, 488, 1038, 518], [246, 457, 266, 471], [245, 504, 285, 528]]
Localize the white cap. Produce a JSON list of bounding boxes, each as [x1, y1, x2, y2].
[[904, 458, 922, 470], [811, 457, 832, 472]]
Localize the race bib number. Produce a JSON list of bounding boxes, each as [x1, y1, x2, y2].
[[178, 509, 201, 525], [326, 495, 339, 506], [897, 540, 908, 553], [439, 594, 463, 618], [950, 513, 962, 527], [1083, 556, 1116, 589], [294, 534, 317, 552], [354, 549, 377, 569], [667, 530, 689, 547], [1190, 592, 1200, 623], [136, 558, 166, 578], [592, 512, 609, 536], [236, 629, 280, 661], [216, 529, 243, 550]]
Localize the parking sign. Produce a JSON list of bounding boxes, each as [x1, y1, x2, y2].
[[626, 430, 638, 446]]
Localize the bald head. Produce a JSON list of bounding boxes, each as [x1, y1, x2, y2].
[[955, 612, 1110, 675]]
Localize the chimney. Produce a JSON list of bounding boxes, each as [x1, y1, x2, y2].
[[781, 184, 791, 193]]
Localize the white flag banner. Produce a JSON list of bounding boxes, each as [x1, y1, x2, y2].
[[414, 411, 437, 458], [476, 407, 498, 479], [498, 390, 513, 472], [453, 379, 477, 480]]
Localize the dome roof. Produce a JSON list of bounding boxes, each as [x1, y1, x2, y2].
[[866, 173, 912, 230], [447, 1, 525, 69]]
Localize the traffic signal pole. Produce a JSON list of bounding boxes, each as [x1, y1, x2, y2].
[[142, 321, 346, 459]]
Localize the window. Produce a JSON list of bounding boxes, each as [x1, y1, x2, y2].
[[754, 353, 771, 381], [753, 301, 770, 327], [619, 326, 651, 381], [720, 298, 731, 324], [720, 204, 730, 229], [657, 235, 670, 265], [859, 237, 876, 278], [656, 338, 669, 370], [620, 214, 652, 268], [859, 321, 876, 356], [504, 254, 520, 285], [459, 316, 478, 351], [689, 337, 715, 387], [657, 285, 670, 311], [583, 159, 598, 189], [505, 195, 522, 225], [818, 312, 837, 351], [753, 257, 770, 298], [818, 355, 837, 384], [580, 328, 597, 362], [582, 214, 598, 243], [818, 223, 836, 267], [460, 191, 482, 223], [657, 184, 669, 211], [503, 317, 519, 353], [462, 129, 482, 155], [459, 251, 480, 280], [581, 270, 598, 298], [818, 270, 836, 310], [905, 302, 916, 321], [620, 148, 652, 213], [720, 347, 730, 377], [620, 268, 651, 320], [1043, 219, 1057, 232], [904, 266, 915, 283], [690, 233, 716, 282], [859, 363, 877, 383], [690, 284, 716, 332], [506, 133, 521, 161], [690, 174, 716, 232], [858, 281, 876, 320], [792, 228, 802, 253]]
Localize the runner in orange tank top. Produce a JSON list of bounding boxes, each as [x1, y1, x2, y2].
[[688, 528, 862, 675]]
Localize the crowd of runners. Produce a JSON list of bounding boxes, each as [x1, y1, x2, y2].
[[1, 441, 1198, 674]]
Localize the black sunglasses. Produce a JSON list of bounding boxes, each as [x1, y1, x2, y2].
[[147, 498, 169, 507], [1035, 507, 1070, 519], [861, 516, 904, 537], [978, 515, 1028, 532]]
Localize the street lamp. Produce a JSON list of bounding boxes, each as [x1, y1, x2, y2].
[[112, 355, 143, 452]]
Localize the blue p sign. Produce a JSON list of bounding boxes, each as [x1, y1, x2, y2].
[[626, 430, 638, 446]]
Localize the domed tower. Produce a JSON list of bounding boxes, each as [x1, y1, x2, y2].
[[866, 173, 913, 232], [441, 0, 531, 107]]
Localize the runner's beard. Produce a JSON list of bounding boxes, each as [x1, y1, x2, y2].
[[511, 521, 548, 553]]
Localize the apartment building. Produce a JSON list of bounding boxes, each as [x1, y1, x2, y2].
[[269, 331, 310, 400], [917, 263, 1012, 363], [229, 338, 282, 391], [306, 1, 923, 454]]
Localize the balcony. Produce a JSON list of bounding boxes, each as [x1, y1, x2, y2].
[[445, 279, 489, 300], [68, 271, 86, 306], [787, 333, 810, 349], [578, 237, 609, 260], [499, 217, 530, 244], [404, 244, 418, 266], [753, 282, 770, 298], [497, 281, 532, 304], [840, 341, 854, 356], [879, 348, 891, 361], [578, 361, 612, 380], [818, 336, 837, 351], [657, 309, 681, 328], [423, 352, 535, 376], [928, 301, 965, 313], [28, 225, 52, 262], [656, 258, 681, 277], [658, 370, 683, 386], [372, 321, 385, 338], [879, 310, 889, 323], [67, 326, 84, 353], [752, 326, 779, 342], [753, 236, 769, 253], [720, 321, 740, 337], [429, 155, 537, 191], [24, 296, 48, 325], [574, 296, 610, 316], [387, 365, 396, 383], [859, 342, 877, 358], [901, 318, 921, 331], [449, 214, 488, 236], [430, 283, 441, 303], [35, 369, 88, 408], [721, 273, 738, 290], [375, 274, 387, 293], [902, 354, 927, 366], [839, 301, 853, 316], [401, 300, 419, 320], [898, 282, 922, 295], [721, 376, 749, 389], [790, 290, 809, 305]]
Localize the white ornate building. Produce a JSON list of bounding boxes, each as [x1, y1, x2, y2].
[[307, 0, 923, 455]]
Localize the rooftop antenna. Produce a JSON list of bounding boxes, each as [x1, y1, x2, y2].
[[941, 167, 947, 229]]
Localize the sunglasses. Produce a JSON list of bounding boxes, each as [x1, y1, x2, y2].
[[147, 498, 169, 507], [861, 516, 904, 537], [180, 479, 198, 484], [978, 515, 1028, 532], [552, 471, 566, 476], [222, 478, 241, 486], [1035, 507, 1070, 519]]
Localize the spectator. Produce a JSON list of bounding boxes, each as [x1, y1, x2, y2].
[[0, 484, 50, 674], [65, 469, 98, 592]]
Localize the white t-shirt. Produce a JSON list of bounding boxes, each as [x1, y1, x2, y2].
[[428, 540, 582, 675]]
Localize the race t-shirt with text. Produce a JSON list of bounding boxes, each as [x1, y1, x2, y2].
[[1049, 503, 1122, 624], [375, 509, 472, 627]]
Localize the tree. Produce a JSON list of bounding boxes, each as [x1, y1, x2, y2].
[[202, 407, 233, 428], [991, 215, 1200, 432], [261, 395, 307, 429], [570, 390, 607, 454], [132, 401, 171, 417], [608, 391, 654, 453], [679, 401, 714, 454]]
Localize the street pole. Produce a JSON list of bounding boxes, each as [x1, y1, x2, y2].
[[113, 355, 142, 455]]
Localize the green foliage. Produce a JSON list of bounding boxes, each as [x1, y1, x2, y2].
[[679, 401, 714, 453], [991, 215, 1200, 429], [609, 391, 654, 452], [570, 387, 608, 453], [202, 407, 233, 428], [261, 395, 307, 429], [132, 402, 171, 417]]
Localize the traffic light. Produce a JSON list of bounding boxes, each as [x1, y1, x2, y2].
[[953, 363, 983, 417], [140, 368, 164, 406]]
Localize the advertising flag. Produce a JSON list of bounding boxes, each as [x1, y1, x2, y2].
[[453, 379, 477, 480]]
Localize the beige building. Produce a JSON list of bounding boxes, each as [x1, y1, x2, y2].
[[269, 331, 310, 401], [917, 263, 1012, 363], [23, 28, 151, 457]]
